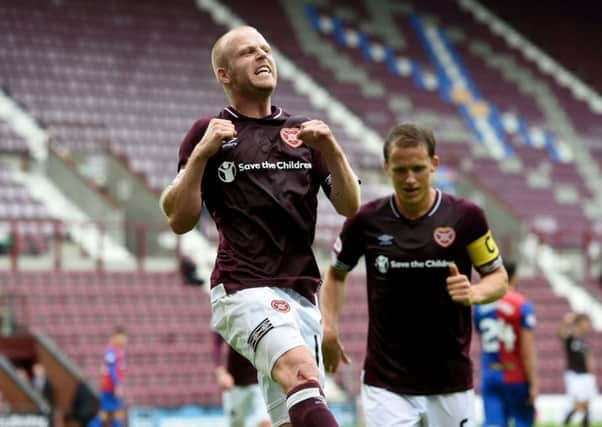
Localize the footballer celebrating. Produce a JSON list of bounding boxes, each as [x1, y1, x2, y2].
[[161, 26, 360, 427], [320, 123, 508, 426]]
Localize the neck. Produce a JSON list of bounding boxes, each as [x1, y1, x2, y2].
[[229, 93, 272, 118], [394, 188, 436, 220]]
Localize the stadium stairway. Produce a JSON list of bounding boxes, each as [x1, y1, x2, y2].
[[2, 271, 220, 407]]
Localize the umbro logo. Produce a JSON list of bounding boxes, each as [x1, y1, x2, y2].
[[222, 137, 238, 148], [377, 234, 394, 246]]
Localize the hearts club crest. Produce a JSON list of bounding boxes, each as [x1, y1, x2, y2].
[[280, 128, 303, 148], [271, 299, 291, 313], [433, 227, 456, 248]]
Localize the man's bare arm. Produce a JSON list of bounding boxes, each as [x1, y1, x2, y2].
[[161, 119, 236, 234], [298, 120, 360, 217], [520, 328, 539, 403]]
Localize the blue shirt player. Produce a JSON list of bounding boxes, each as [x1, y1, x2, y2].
[[474, 262, 538, 427], [88, 327, 128, 427]]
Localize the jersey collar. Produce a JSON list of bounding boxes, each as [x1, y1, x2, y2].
[[389, 188, 442, 219], [223, 106, 284, 121]]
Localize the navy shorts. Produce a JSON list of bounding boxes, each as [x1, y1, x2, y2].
[[99, 392, 125, 412], [482, 381, 534, 427]]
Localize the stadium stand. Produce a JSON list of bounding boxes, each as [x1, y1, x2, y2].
[[1, 271, 219, 407], [0, 120, 28, 154], [0, 169, 52, 255]]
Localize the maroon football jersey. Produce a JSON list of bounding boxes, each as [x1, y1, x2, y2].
[[333, 190, 502, 395], [177, 106, 332, 303]]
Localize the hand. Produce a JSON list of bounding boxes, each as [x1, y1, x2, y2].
[[192, 119, 236, 160], [215, 366, 234, 390], [114, 385, 125, 398], [446, 263, 474, 306], [297, 120, 340, 158], [528, 383, 538, 405], [322, 332, 351, 374]]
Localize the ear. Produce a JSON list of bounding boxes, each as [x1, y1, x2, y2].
[[431, 155, 440, 172], [216, 67, 230, 85], [383, 160, 392, 177]]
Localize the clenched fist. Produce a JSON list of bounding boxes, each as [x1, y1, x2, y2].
[[192, 118, 237, 160]]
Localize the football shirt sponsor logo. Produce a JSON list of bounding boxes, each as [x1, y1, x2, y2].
[[280, 127, 303, 148], [271, 299, 291, 313], [433, 226, 456, 247], [374, 255, 390, 274], [218, 161, 237, 183]]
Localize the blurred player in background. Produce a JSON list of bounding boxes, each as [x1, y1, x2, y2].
[[161, 25, 360, 427], [88, 327, 127, 427], [474, 261, 538, 427], [213, 333, 271, 427], [559, 312, 598, 426], [320, 123, 508, 427]]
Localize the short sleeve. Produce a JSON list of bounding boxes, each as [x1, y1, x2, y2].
[[462, 204, 502, 275], [331, 214, 365, 272], [105, 350, 116, 364], [177, 118, 212, 172], [521, 301, 536, 330], [312, 150, 333, 197]]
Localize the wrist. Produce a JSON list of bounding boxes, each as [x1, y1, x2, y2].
[[191, 148, 212, 164], [320, 143, 344, 163], [323, 323, 339, 339]]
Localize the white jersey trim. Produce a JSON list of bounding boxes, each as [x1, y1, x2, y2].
[[389, 189, 442, 218], [224, 107, 239, 118], [225, 106, 283, 119], [427, 189, 442, 217]]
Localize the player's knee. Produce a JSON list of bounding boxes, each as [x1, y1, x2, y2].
[[295, 360, 319, 383], [272, 346, 319, 393]]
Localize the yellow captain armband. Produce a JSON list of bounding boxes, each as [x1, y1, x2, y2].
[[466, 230, 501, 273]]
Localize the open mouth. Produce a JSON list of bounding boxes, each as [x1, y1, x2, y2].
[[404, 188, 419, 196], [255, 65, 271, 75]]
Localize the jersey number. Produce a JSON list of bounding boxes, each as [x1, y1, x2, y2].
[[479, 318, 516, 352]]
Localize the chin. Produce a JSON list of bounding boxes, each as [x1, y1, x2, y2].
[[254, 83, 276, 95]]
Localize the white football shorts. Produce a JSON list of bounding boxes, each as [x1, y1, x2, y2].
[[223, 383, 270, 427], [564, 371, 598, 402], [211, 284, 325, 427], [361, 381, 475, 427]]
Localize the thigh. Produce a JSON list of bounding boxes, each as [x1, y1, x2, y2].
[[361, 383, 425, 427], [481, 382, 507, 427], [504, 383, 534, 427], [573, 373, 598, 402], [282, 288, 325, 384], [424, 390, 475, 427], [211, 285, 306, 377], [100, 393, 124, 413]]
